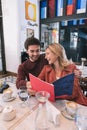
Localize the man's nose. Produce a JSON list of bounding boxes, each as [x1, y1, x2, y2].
[[33, 51, 38, 55]]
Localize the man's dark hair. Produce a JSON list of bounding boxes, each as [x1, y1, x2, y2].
[[24, 37, 41, 50]]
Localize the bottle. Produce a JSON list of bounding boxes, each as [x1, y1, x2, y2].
[[35, 91, 50, 130], [35, 103, 49, 130]]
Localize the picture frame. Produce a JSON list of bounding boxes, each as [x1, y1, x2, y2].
[[26, 28, 34, 38]]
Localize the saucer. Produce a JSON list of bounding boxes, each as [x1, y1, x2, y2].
[[61, 108, 75, 120], [2, 96, 16, 102]]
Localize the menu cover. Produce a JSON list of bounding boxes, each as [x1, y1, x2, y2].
[[29, 73, 74, 102], [53, 73, 74, 99]]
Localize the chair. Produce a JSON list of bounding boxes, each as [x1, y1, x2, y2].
[[21, 52, 29, 63], [79, 77, 87, 97]]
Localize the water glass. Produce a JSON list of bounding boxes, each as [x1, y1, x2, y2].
[[18, 88, 29, 107], [75, 107, 87, 130]]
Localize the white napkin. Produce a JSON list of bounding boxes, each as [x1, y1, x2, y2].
[[46, 101, 61, 126]]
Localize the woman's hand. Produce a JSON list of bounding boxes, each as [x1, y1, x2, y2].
[[26, 81, 36, 96], [74, 69, 82, 77]]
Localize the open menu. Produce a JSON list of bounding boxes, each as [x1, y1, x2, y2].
[[29, 73, 74, 102]]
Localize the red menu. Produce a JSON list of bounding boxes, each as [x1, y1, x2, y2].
[[29, 73, 55, 101]]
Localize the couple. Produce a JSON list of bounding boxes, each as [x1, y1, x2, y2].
[[16, 37, 87, 106]]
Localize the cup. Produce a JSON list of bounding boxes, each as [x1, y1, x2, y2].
[[66, 101, 78, 116], [75, 107, 87, 130], [3, 89, 13, 99]]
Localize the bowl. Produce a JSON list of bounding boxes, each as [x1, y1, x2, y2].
[[35, 91, 50, 103]]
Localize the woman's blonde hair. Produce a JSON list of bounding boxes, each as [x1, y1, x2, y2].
[[46, 43, 70, 67]]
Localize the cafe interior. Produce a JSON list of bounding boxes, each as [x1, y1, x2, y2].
[[0, 0, 87, 129]]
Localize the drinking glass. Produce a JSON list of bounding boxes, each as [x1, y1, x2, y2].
[[75, 107, 87, 130], [35, 91, 50, 103], [18, 88, 29, 107]]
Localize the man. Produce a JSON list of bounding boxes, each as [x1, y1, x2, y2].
[[16, 37, 48, 89]]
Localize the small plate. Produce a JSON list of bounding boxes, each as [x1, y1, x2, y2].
[[61, 109, 75, 120], [2, 96, 16, 102], [0, 105, 3, 112]]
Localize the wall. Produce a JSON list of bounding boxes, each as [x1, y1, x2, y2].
[[19, 0, 39, 51], [1, 0, 39, 73]]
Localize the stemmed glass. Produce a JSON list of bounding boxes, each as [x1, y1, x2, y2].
[[18, 87, 29, 107]]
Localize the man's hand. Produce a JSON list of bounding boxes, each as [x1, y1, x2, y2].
[[26, 81, 36, 95], [26, 81, 31, 89]]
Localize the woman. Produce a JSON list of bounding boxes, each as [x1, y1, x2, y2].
[[37, 43, 87, 106]]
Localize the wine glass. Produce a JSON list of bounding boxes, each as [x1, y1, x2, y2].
[[18, 88, 29, 107]]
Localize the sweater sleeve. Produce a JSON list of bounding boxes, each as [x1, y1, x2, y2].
[[16, 64, 27, 89]]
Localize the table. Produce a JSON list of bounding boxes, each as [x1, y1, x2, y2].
[[0, 76, 87, 130], [0, 78, 39, 130]]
